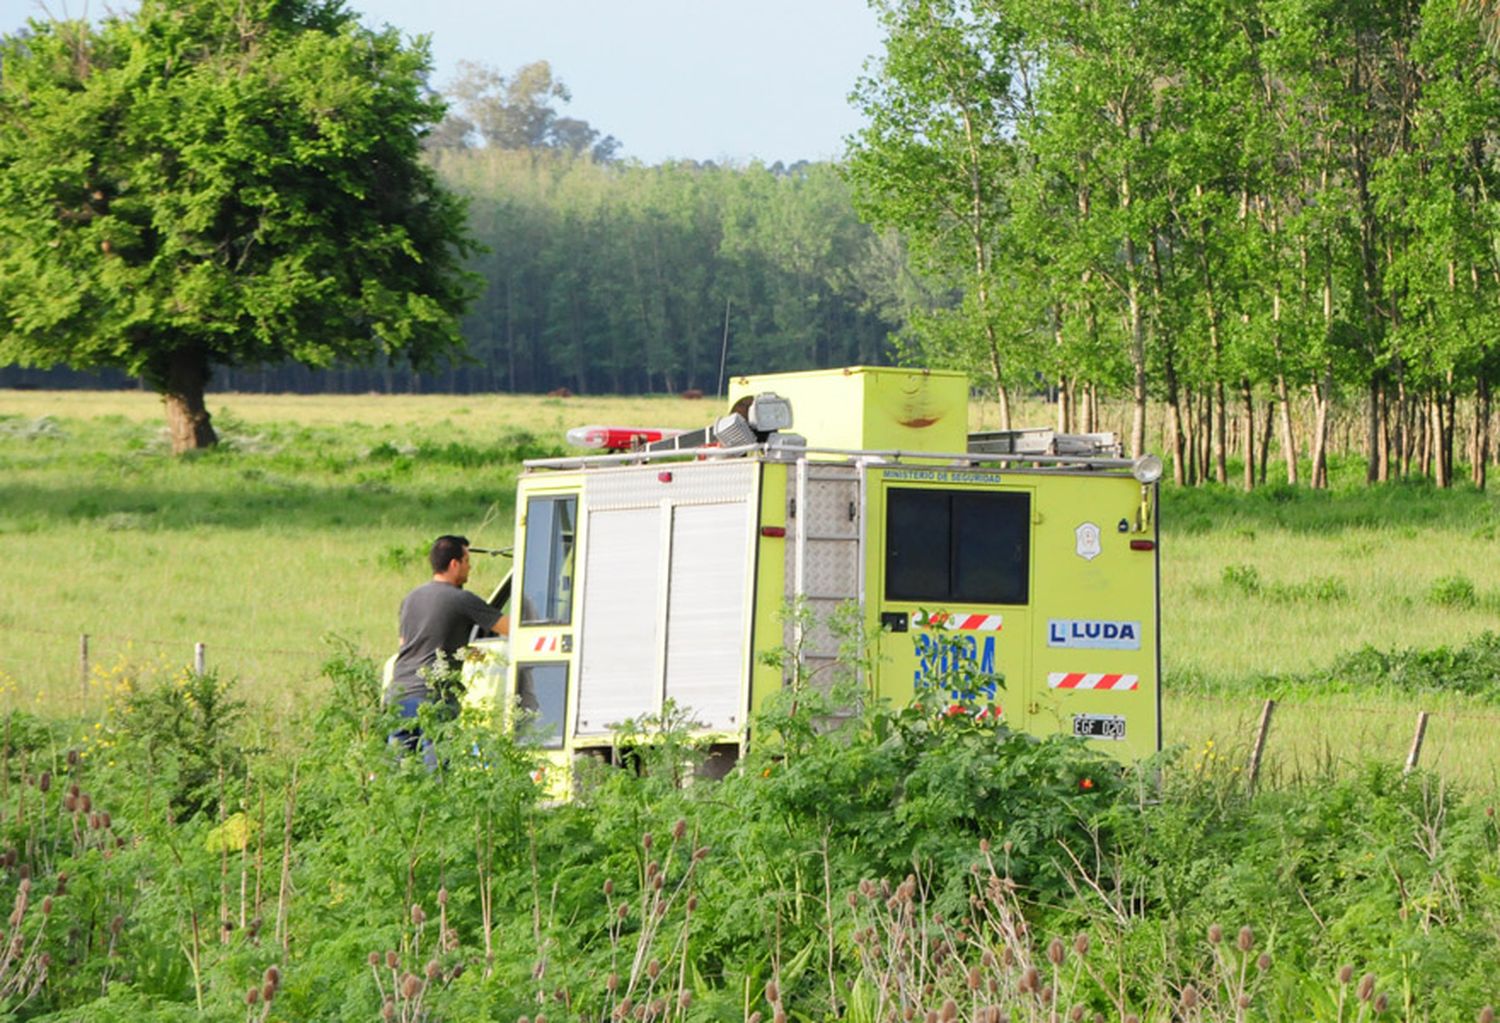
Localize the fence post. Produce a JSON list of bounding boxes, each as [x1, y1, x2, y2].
[[79, 633, 89, 706], [1404, 711, 1430, 776], [1247, 698, 1276, 795], [194, 642, 206, 676]]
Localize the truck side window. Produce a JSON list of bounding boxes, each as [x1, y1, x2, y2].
[[885, 489, 1030, 604], [521, 495, 577, 625], [515, 663, 567, 749]]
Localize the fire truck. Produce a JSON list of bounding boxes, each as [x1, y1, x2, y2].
[[437, 366, 1162, 786]]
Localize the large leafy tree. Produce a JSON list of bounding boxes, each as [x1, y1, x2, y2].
[[0, 0, 477, 450]]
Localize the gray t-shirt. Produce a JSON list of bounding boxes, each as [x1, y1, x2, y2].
[[388, 581, 499, 704]]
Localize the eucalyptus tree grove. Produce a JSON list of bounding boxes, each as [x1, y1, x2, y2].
[[849, 0, 1500, 488]]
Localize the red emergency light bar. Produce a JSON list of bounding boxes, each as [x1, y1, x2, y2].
[[565, 425, 687, 452]]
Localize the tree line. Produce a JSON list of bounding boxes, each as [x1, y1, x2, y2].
[[847, 0, 1500, 489]]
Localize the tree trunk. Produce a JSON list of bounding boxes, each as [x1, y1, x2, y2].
[[1275, 372, 1298, 484], [162, 350, 218, 453], [1474, 376, 1490, 491], [1241, 379, 1255, 491], [1310, 377, 1331, 489], [1258, 398, 1275, 486]]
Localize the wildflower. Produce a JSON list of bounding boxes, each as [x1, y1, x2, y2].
[[1078, 778, 1094, 791], [945, 703, 966, 717]]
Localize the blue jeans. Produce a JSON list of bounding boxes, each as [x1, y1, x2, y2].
[[388, 697, 444, 771]]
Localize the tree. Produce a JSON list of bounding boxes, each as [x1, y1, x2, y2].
[[433, 60, 620, 161], [0, 0, 477, 451]]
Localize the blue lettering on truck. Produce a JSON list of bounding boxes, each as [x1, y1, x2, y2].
[[913, 633, 998, 699], [1047, 619, 1141, 650]]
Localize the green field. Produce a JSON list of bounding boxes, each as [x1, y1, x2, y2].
[[4, 390, 1499, 786], [5, 390, 1500, 1020]]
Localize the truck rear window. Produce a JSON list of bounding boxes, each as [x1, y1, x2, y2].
[[521, 495, 577, 625], [884, 488, 1030, 604]]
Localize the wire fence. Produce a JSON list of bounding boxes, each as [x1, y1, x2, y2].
[[0, 625, 337, 714], [6, 628, 1499, 789]]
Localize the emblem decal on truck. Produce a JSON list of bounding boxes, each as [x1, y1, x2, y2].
[[1075, 522, 1102, 560], [1047, 619, 1141, 650]]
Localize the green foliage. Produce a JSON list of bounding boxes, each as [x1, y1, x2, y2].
[[0, 0, 477, 446], [0, 646, 1496, 1019], [1220, 563, 1349, 604], [116, 668, 248, 820]]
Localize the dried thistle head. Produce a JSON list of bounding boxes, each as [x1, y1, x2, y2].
[[401, 973, 422, 999], [1338, 965, 1354, 984], [110, 914, 124, 937], [1237, 925, 1254, 951], [642, 832, 653, 851], [245, 987, 260, 1006], [1073, 932, 1090, 956], [603, 879, 614, 896], [1258, 952, 1272, 972], [1181, 986, 1199, 1010], [1357, 973, 1375, 1002], [386, 950, 399, 970], [672, 818, 687, 841], [692, 846, 709, 862], [368, 951, 381, 968], [1207, 923, 1223, 946], [382, 997, 396, 1021], [37, 772, 50, 794], [1069, 1006, 1085, 1023], [411, 903, 426, 927], [647, 960, 660, 981], [765, 979, 779, 1003], [941, 997, 958, 1023], [679, 991, 692, 1009], [437, 887, 449, 907], [967, 966, 981, 991], [1047, 937, 1065, 966], [1374, 993, 1388, 1013], [1479, 1007, 1496, 1023], [263, 965, 281, 991], [606, 972, 619, 992]]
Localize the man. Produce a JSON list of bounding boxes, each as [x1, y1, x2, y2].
[[387, 535, 508, 755]]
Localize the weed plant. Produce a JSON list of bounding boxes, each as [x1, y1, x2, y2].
[[0, 651, 1489, 1020]]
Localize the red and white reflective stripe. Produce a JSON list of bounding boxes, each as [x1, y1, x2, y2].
[[1047, 672, 1139, 691], [918, 612, 1004, 631], [531, 635, 560, 653]]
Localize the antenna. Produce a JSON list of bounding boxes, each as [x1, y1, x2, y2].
[[717, 297, 731, 400]]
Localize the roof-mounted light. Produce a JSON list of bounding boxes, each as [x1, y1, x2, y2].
[[1131, 454, 1163, 484], [566, 426, 685, 452]]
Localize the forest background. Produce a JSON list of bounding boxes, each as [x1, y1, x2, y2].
[[9, 0, 1500, 494]]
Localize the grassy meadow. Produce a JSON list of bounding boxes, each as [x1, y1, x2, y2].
[[4, 389, 1500, 783], [3, 390, 1500, 1020]]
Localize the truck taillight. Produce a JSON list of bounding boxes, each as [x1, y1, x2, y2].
[[566, 425, 685, 451]]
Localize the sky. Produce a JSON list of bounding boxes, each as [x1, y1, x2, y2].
[[0, 0, 887, 166]]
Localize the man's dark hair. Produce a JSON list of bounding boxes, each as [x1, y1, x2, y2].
[[429, 535, 469, 573]]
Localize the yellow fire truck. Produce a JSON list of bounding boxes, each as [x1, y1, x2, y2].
[[445, 366, 1162, 785]]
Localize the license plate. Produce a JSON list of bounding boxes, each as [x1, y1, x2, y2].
[[1073, 714, 1126, 740]]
